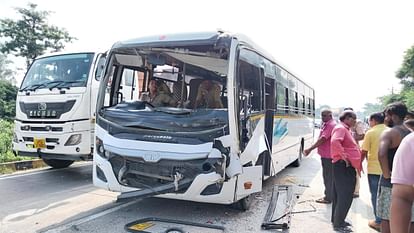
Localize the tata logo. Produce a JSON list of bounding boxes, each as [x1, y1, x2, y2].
[[38, 103, 47, 110], [142, 152, 161, 162]]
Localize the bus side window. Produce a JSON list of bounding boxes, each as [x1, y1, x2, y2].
[[275, 82, 286, 114]]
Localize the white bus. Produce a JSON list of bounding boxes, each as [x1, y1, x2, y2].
[[13, 51, 107, 168], [93, 31, 315, 209]]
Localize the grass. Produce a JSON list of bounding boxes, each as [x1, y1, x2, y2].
[[0, 166, 13, 174], [0, 151, 34, 163]]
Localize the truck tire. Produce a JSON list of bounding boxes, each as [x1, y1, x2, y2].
[[43, 159, 74, 169]]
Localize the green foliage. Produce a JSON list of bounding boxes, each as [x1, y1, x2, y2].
[[378, 89, 414, 111], [396, 44, 414, 88], [0, 120, 32, 163], [0, 120, 15, 163], [0, 53, 15, 84], [0, 119, 34, 163], [362, 102, 384, 116], [0, 80, 17, 120], [401, 88, 414, 110], [0, 3, 76, 68], [0, 166, 13, 174]]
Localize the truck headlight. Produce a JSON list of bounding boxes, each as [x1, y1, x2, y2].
[[65, 134, 82, 146], [13, 132, 18, 143]]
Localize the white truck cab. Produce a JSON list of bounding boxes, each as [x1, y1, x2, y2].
[[13, 51, 106, 168]]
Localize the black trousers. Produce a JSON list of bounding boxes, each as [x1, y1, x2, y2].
[[331, 160, 356, 227], [321, 157, 333, 201]]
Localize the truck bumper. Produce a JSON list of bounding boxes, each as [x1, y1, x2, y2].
[[13, 120, 92, 161]]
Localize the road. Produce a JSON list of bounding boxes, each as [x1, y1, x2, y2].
[[0, 154, 377, 233], [0, 163, 118, 233]]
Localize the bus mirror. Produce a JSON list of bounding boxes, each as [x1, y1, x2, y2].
[[147, 53, 166, 65]]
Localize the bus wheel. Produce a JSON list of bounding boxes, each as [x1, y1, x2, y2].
[[291, 142, 304, 167], [43, 159, 74, 169], [237, 195, 252, 211]]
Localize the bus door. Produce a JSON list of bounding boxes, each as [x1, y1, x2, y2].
[[237, 49, 271, 172], [263, 73, 275, 176]]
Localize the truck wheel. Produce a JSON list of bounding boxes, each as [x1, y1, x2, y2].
[[43, 159, 74, 169]]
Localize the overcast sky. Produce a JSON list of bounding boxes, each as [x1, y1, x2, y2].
[[1, 0, 414, 111]]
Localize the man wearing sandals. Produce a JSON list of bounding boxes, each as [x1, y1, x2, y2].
[[304, 109, 336, 204], [330, 110, 362, 232]]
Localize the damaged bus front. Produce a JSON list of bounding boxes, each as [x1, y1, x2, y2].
[[94, 32, 263, 207]]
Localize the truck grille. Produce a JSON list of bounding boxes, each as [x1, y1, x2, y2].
[[19, 100, 76, 119]]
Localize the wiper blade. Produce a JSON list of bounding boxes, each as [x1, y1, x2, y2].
[[19, 83, 48, 92], [48, 80, 73, 90]]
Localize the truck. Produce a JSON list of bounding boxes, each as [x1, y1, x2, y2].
[[13, 51, 106, 168]]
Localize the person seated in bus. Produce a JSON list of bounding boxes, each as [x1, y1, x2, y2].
[[194, 80, 223, 109], [146, 79, 177, 107]]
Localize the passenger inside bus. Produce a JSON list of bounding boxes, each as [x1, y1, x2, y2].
[[194, 80, 223, 109], [145, 79, 177, 107]]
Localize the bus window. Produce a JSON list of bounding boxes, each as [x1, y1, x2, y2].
[[265, 77, 275, 110], [299, 94, 305, 113], [119, 68, 142, 101], [238, 49, 263, 113], [289, 90, 297, 113], [285, 87, 289, 113]]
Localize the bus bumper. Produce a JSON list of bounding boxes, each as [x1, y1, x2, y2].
[[93, 153, 262, 205]]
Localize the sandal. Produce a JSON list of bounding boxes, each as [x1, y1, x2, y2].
[[316, 197, 331, 204]]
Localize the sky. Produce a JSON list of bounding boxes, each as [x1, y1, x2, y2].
[[1, 0, 414, 111]]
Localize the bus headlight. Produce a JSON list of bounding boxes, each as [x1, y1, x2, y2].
[[65, 134, 82, 146], [96, 137, 109, 159]]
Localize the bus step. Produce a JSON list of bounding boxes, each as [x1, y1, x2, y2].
[[261, 184, 294, 230]]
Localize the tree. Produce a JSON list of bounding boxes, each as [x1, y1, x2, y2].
[[396, 44, 414, 88], [0, 3, 75, 68], [401, 88, 414, 110], [362, 102, 383, 116], [0, 80, 18, 120], [0, 53, 15, 84]]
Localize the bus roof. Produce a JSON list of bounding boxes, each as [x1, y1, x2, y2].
[[112, 30, 313, 91]]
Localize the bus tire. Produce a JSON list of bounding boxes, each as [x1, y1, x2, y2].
[[291, 141, 304, 167], [236, 195, 252, 211], [43, 159, 74, 169]]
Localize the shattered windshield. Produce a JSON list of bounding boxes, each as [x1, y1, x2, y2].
[[98, 46, 230, 140], [20, 53, 94, 91]]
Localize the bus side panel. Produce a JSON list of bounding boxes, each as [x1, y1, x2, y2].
[[271, 115, 313, 173]]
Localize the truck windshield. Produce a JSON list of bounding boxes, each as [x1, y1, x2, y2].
[[98, 46, 230, 144], [20, 53, 94, 91]]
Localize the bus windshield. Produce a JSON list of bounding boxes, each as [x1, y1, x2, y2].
[[20, 53, 94, 91], [98, 47, 230, 143]]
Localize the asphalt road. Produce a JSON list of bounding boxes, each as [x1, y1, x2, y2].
[[0, 156, 322, 233], [0, 162, 118, 233]]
